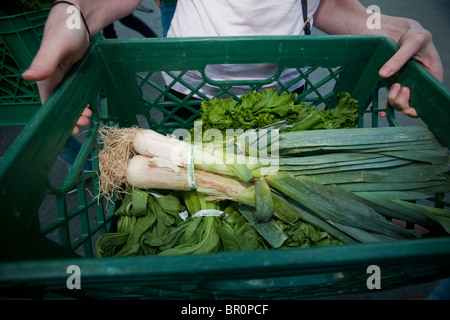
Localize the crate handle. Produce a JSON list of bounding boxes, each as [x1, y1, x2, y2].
[[204, 63, 280, 84]]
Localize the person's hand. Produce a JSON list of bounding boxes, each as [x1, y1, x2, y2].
[[73, 106, 92, 135], [154, 0, 162, 9], [378, 22, 444, 118], [22, 3, 91, 134], [314, 1, 444, 119]]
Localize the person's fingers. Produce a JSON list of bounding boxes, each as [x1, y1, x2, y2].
[[21, 63, 53, 83], [81, 106, 92, 118], [379, 33, 426, 78], [392, 86, 410, 111], [72, 116, 90, 135], [401, 106, 418, 118], [390, 86, 413, 115], [379, 107, 389, 119], [72, 126, 80, 135], [22, 35, 71, 102], [22, 44, 64, 82], [380, 83, 401, 118], [387, 83, 401, 103], [76, 115, 91, 127], [377, 26, 442, 120], [382, 84, 418, 119], [379, 27, 444, 82], [72, 106, 92, 135]]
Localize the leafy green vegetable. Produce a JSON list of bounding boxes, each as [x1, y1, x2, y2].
[[158, 216, 222, 256], [194, 89, 359, 138], [309, 91, 360, 130], [95, 232, 130, 258], [96, 87, 450, 260], [96, 189, 183, 257], [219, 203, 268, 252], [254, 177, 274, 222], [96, 187, 340, 258], [281, 221, 342, 248]]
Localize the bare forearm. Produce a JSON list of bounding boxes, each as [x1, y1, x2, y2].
[[314, 0, 416, 43]]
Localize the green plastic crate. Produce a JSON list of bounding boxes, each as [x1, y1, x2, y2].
[[0, 8, 50, 126], [1, 36, 450, 300]]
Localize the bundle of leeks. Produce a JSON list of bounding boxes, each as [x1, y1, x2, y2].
[[97, 122, 450, 249]]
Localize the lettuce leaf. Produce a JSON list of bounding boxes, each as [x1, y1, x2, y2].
[[195, 89, 359, 137]]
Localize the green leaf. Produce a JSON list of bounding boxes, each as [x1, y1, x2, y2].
[[131, 188, 149, 217], [216, 222, 244, 252], [192, 89, 359, 141], [95, 232, 130, 258], [266, 172, 416, 239], [236, 204, 287, 248], [254, 177, 274, 222], [114, 193, 133, 216], [115, 213, 156, 257], [392, 200, 450, 234]]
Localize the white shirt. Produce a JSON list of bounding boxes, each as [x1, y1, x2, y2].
[[164, 0, 321, 98]]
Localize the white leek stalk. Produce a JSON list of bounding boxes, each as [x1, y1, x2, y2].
[[127, 155, 255, 205]]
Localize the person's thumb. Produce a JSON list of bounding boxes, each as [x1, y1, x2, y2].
[[379, 43, 416, 79], [22, 44, 62, 82], [22, 45, 67, 103]]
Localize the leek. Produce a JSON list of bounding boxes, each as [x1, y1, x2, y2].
[[97, 111, 450, 252]]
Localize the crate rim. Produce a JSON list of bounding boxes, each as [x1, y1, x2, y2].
[[1, 237, 449, 285]]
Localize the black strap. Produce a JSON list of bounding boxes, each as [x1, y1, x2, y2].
[[301, 0, 311, 35]]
